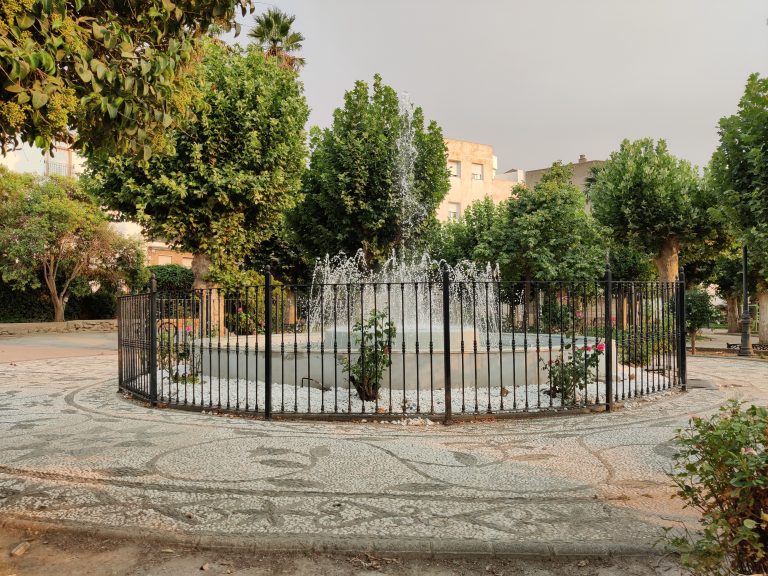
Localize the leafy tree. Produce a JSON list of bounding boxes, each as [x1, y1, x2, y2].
[[0, 168, 146, 321], [146, 264, 194, 292], [686, 287, 716, 354], [248, 8, 305, 70], [710, 73, 768, 343], [87, 39, 309, 288], [429, 196, 499, 265], [292, 74, 450, 268], [492, 162, 606, 283], [590, 138, 701, 283], [0, 0, 252, 157]]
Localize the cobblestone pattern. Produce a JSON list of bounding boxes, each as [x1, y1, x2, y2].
[[0, 355, 765, 554]]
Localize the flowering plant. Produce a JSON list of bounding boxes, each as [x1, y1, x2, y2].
[[541, 340, 605, 401]]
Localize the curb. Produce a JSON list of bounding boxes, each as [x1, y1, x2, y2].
[[0, 516, 665, 559]]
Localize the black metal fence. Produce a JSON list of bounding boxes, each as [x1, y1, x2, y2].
[[118, 267, 687, 420]]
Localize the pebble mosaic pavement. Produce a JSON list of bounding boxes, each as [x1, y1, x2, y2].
[[0, 353, 765, 555]]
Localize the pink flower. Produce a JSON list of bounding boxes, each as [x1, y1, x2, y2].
[[237, 307, 243, 313], [585, 345, 592, 352], [741, 447, 758, 456], [185, 325, 192, 333], [596, 342, 606, 353], [611, 316, 616, 323], [575, 310, 584, 318]]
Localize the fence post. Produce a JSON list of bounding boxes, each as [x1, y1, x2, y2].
[[442, 267, 452, 425], [117, 291, 123, 392], [264, 266, 272, 420], [149, 274, 158, 405], [678, 269, 687, 391], [603, 265, 613, 412]]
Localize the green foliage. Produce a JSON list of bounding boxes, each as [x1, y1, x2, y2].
[[492, 163, 607, 282], [667, 401, 768, 575], [248, 8, 304, 70], [0, 0, 251, 156], [338, 310, 397, 402], [0, 167, 145, 321], [591, 138, 701, 280], [711, 73, 768, 287], [88, 39, 308, 277], [0, 279, 50, 322], [609, 244, 656, 282], [429, 196, 499, 265], [292, 74, 450, 267], [540, 341, 605, 401], [147, 264, 194, 292], [686, 287, 716, 353]]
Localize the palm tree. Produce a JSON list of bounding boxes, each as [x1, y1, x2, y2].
[[248, 8, 305, 70]]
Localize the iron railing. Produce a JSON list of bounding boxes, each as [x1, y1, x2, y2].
[[118, 267, 687, 421]]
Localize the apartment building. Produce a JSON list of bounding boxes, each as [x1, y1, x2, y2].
[[437, 139, 518, 222]]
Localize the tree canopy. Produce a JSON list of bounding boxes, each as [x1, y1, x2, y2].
[[248, 8, 305, 70], [1, 0, 252, 157], [590, 138, 701, 282], [87, 39, 309, 286], [492, 162, 606, 283], [291, 74, 449, 268], [0, 167, 145, 321]]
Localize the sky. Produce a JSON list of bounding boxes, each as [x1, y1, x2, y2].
[[228, 0, 768, 172]]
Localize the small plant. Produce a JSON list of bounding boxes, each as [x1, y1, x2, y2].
[[339, 310, 396, 402], [225, 307, 259, 335], [541, 341, 605, 401], [666, 401, 768, 575], [158, 325, 201, 385], [686, 287, 716, 354]]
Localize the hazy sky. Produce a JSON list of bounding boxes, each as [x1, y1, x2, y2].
[[230, 0, 768, 172]]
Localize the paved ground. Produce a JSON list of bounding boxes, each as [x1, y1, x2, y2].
[[0, 332, 117, 363], [0, 333, 766, 565]]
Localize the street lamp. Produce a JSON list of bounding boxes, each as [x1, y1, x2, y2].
[[739, 245, 753, 357]]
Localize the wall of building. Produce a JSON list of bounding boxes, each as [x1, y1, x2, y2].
[[523, 155, 604, 192], [437, 139, 516, 222], [0, 142, 85, 177]]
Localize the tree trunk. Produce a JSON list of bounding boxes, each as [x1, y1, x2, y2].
[[653, 236, 680, 284], [726, 296, 740, 334], [191, 252, 213, 290], [52, 297, 65, 323], [759, 289, 768, 345]]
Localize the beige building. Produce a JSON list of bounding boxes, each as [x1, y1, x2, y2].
[[437, 139, 518, 222], [518, 154, 604, 192]]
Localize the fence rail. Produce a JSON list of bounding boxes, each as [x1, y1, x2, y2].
[[118, 268, 687, 420]]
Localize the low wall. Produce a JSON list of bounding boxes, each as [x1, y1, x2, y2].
[[0, 319, 117, 336]]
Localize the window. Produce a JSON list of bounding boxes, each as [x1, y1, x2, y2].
[[447, 202, 461, 221], [44, 159, 71, 177], [448, 160, 461, 178], [471, 163, 484, 181], [182, 257, 193, 269], [157, 255, 173, 265]]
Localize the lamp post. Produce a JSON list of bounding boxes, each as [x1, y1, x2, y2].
[[739, 245, 753, 357]]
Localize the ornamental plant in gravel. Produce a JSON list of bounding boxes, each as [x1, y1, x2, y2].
[[338, 310, 397, 402], [667, 401, 768, 576], [540, 341, 605, 402]]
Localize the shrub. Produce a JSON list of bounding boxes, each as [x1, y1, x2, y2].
[[540, 341, 605, 401], [667, 401, 768, 575], [686, 287, 716, 354], [146, 264, 194, 293], [338, 310, 396, 402]]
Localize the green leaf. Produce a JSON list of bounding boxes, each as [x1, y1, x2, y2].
[[143, 144, 152, 161], [31, 91, 49, 109], [16, 13, 35, 29]]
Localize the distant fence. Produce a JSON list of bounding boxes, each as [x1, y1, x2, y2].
[[118, 268, 687, 420]]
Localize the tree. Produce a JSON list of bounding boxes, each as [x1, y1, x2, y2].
[[0, 168, 145, 321], [248, 8, 305, 70], [87, 39, 309, 289], [710, 73, 768, 344], [292, 75, 449, 268], [492, 162, 607, 283], [685, 287, 715, 354], [1, 0, 252, 157], [590, 138, 701, 283], [428, 196, 499, 265]]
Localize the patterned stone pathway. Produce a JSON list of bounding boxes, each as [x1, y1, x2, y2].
[[0, 350, 765, 555]]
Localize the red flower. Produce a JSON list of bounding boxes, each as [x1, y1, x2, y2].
[[596, 342, 606, 353]]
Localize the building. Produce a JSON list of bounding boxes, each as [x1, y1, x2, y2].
[[518, 154, 604, 192], [0, 142, 85, 177], [437, 139, 518, 222]]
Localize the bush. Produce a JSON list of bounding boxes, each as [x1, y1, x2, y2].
[[540, 341, 605, 401], [65, 289, 117, 320], [0, 280, 51, 322], [686, 287, 716, 354], [146, 264, 194, 293], [338, 310, 396, 402], [667, 401, 768, 575]]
